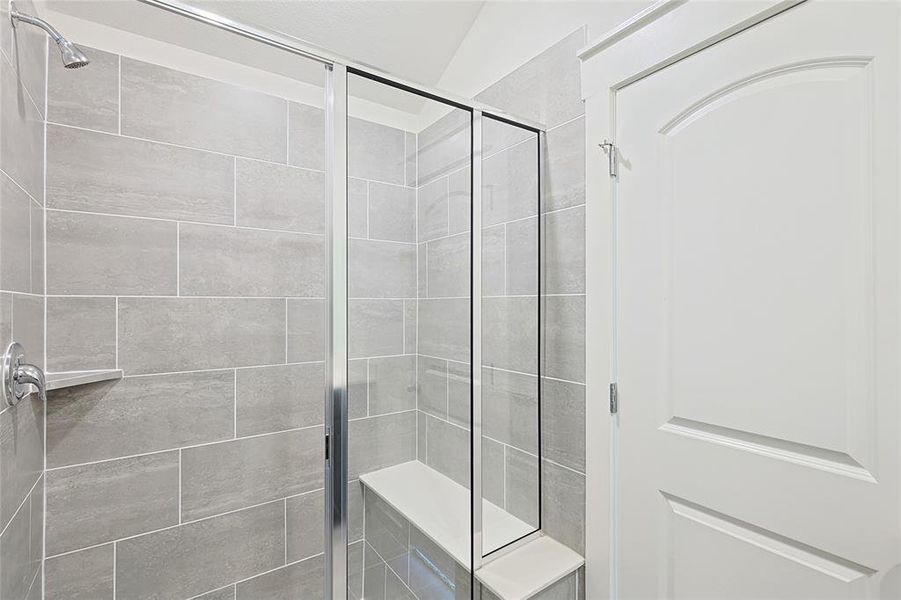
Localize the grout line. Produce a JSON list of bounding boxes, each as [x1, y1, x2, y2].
[[233, 156, 237, 226], [233, 369, 238, 439], [178, 449, 182, 524], [283, 498, 288, 565], [175, 222, 181, 297], [117, 55, 122, 134], [115, 297, 119, 368]]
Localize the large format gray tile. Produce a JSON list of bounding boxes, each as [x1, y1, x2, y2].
[[0, 172, 35, 293], [448, 166, 470, 235], [47, 371, 233, 468], [116, 501, 284, 600], [47, 210, 177, 295], [45, 544, 114, 600], [29, 196, 42, 295], [349, 239, 416, 299], [483, 296, 538, 374], [11, 293, 43, 369], [542, 378, 585, 473], [236, 554, 324, 600], [28, 480, 41, 586], [532, 570, 579, 600], [417, 356, 447, 419], [179, 223, 324, 297], [348, 178, 367, 238], [362, 544, 387, 600], [121, 58, 287, 161], [404, 131, 417, 187], [543, 295, 585, 383], [482, 139, 539, 227], [505, 446, 539, 527], [288, 102, 325, 171], [236, 159, 325, 234], [8, 0, 46, 117], [118, 297, 285, 374], [348, 411, 415, 479], [545, 117, 585, 212], [47, 296, 116, 372], [348, 359, 368, 420], [348, 299, 404, 359], [45, 451, 179, 555], [404, 299, 417, 354], [286, 490, 323, 562], [369, 355, 416, 415], [483, 116, 534, 157], [47, 124, 234, 223], [368, 183, 416, 242], [348, 117, 405, 184], [482, 224, 506, 297], [387, 566, 417, 599], [506, 216, 538, 295], [542, 459, 585, 554], [287, 298, 326, 363], [0, 56, 43, 204], [195, 586, 236, 600], [417, 109, 469, 185], [482, 437, 505, 508], [347, 540, 364, 600], [236, 362, 324, 436], [426, 415, 470, 487], [447, 360, 471, 428], [365, 491, 410, 580], [0, 394, 43, 532], [418, 298, 469, 362], [0, 490, 35, 600], [408, 526, 471, 600], [475, 29, 585, 130], [417, 177, 448, 242], [181, 427, 323, 520], [483, 367, 538, 454], [47, 210, 178, 296], [348, 480, 364, 543], [543, 206, 585, 294], [427, 233, 469, 298], [48, 44, 118, 132]]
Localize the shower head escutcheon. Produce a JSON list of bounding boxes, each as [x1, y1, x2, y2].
[[9, 1, 89, 68]]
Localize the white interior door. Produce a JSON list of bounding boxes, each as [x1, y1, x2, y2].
[[615, 2, 900, 598]]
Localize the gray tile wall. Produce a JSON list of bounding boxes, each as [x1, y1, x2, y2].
[[0, 2, 46, 597], [41, 46, 417, 600]]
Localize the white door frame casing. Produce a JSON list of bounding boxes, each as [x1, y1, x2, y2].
[[578, 1, 813, 598]]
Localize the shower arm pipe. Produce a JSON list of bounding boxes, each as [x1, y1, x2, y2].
[[136, 0, 546, 133], [9, 4, 65, 43]]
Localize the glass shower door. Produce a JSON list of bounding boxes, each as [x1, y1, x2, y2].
[[343, 71, 474, 600]]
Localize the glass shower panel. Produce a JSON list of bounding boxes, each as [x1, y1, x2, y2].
[[346, 72, 473, 599], [481, 116, 541, 556]]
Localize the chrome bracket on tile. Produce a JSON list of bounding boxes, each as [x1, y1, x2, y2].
[[3, 342, 46, 406]]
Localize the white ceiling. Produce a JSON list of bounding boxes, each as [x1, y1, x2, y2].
[[189, 0, 486, 86]]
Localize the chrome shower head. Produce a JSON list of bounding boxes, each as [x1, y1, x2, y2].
[[56, 37, 89, 69], [9, 1, 89, 69]]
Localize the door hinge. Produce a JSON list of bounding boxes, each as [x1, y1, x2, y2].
[[324, 430, 330, 462], [609, 382, 619, 414], [599, 139, 617, 178]]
